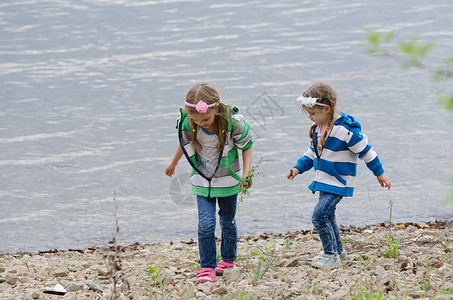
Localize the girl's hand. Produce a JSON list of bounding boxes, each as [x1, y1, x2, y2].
[[287, 168, 299, 180], [240, 174, 252, 190], [165, 163, 177, 177], [377, 173, 391, 189], [240, 181, 252, 190]]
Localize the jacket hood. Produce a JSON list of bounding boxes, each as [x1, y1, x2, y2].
[[336, 112, 362, 130]]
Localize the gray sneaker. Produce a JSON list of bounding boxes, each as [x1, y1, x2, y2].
[[312, 252, 342, 269], [317, 250, 348, 261]]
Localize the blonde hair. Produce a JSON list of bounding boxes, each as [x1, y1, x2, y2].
[[185, 83, 231, 153], [302, 82, 338, 150]]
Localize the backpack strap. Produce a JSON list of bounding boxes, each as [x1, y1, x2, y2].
[[227, 106, 240, 132]]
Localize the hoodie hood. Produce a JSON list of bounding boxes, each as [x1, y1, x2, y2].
[[335, 112, 362, 130]]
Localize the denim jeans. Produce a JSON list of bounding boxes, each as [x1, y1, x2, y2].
[[311, 192, 343, 255], [197, 194, 238, 268]]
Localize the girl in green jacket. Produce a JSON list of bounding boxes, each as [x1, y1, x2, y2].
[[165, 82, 254, 283]]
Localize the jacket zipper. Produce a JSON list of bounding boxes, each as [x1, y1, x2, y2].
[[208, 180, 212, 198], [207, 147, 223, 198], [312, 124, 335, 193], [178, 108, 228, 198]]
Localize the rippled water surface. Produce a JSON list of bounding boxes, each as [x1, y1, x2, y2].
[[1, 0, 453, 253]]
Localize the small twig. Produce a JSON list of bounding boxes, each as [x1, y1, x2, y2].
[[103, 191, 122, 300], [367, 186, 378, 219], [388, 200, 393, 239]]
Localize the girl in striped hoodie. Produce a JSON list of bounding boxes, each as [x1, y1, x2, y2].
[[287, 82, 391, 269]]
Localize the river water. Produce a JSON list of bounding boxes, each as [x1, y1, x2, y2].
[[1, 0, 453, 253]]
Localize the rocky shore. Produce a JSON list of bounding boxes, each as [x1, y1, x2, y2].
[[1, 221, 453, 299]]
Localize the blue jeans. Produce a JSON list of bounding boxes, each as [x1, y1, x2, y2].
[[197, 194, 238, 268], [311, 192, 343, 255]]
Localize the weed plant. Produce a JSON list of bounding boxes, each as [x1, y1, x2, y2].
[[147, 264, 172, 300], [382, 200, 401, 258], [350, 286, 386, 300], [238, 242, 280, 281], [383, 235, 400, 259]]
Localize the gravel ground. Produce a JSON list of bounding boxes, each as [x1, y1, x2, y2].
[[1, 221, 453, 299]]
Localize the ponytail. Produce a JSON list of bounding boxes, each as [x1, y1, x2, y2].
[[309, 124, 316, 146], [319, 112, 334, 149]]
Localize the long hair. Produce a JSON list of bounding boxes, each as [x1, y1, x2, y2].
[[303, 82, 338, 149], [185, 83, 231, 153]]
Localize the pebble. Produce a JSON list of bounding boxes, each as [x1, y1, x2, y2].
[[5, 274, 17, 285], [54, 268, 69, 277], [284, 258, 299, 267], [213, 286, 228, 295]]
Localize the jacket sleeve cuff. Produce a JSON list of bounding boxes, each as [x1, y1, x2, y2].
[[366, 156, 384, 176], [294, 156, 313, 174], [372, 166, 385, 177]]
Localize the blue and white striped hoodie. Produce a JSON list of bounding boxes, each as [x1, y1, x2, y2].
[[294, 113, 384, 197]]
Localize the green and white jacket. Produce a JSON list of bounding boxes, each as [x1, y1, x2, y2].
[[177, 106, 254, 198]]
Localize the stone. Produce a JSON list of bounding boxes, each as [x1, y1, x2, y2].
[[86, 280, 103, 293], [433, 296, 453, 300], [212, 286, 228, 295], [97, 267, 109, 276], [409, 292, 422, 298], [54, 268, 69, 277], [74, 270, 86, 280], [337, 277, 347, 287], [379, 278, 391, 286], [197, 282, 211, 295], [284, 258, 299, 267], [163, 274, 173, 286], [5, 274, 17, 285], [62, 292, 78, 300], [66, 284, 83, 292], [285, 275, 297, 284], [223, 268, 242, 282], [332, 289, 349, 300]]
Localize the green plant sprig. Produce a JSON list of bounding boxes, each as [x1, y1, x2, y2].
[[383, 235, 401, 259], [238, 156, 268, 206]]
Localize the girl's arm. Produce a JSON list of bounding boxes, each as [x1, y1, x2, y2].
[[287, 147, 314, 180], [164, 144, 183, 177], [241, 148, 253, 188], [242, 148, 252, 177]]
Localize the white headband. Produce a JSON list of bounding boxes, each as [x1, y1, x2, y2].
[[296, 96, 326, 108]]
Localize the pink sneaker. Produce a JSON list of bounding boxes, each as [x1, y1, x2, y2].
[[196, 268, 215, 283], [215, 260, 235, 275]]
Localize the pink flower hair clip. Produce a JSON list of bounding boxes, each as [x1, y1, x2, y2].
[[185, 100, 218, 113]]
